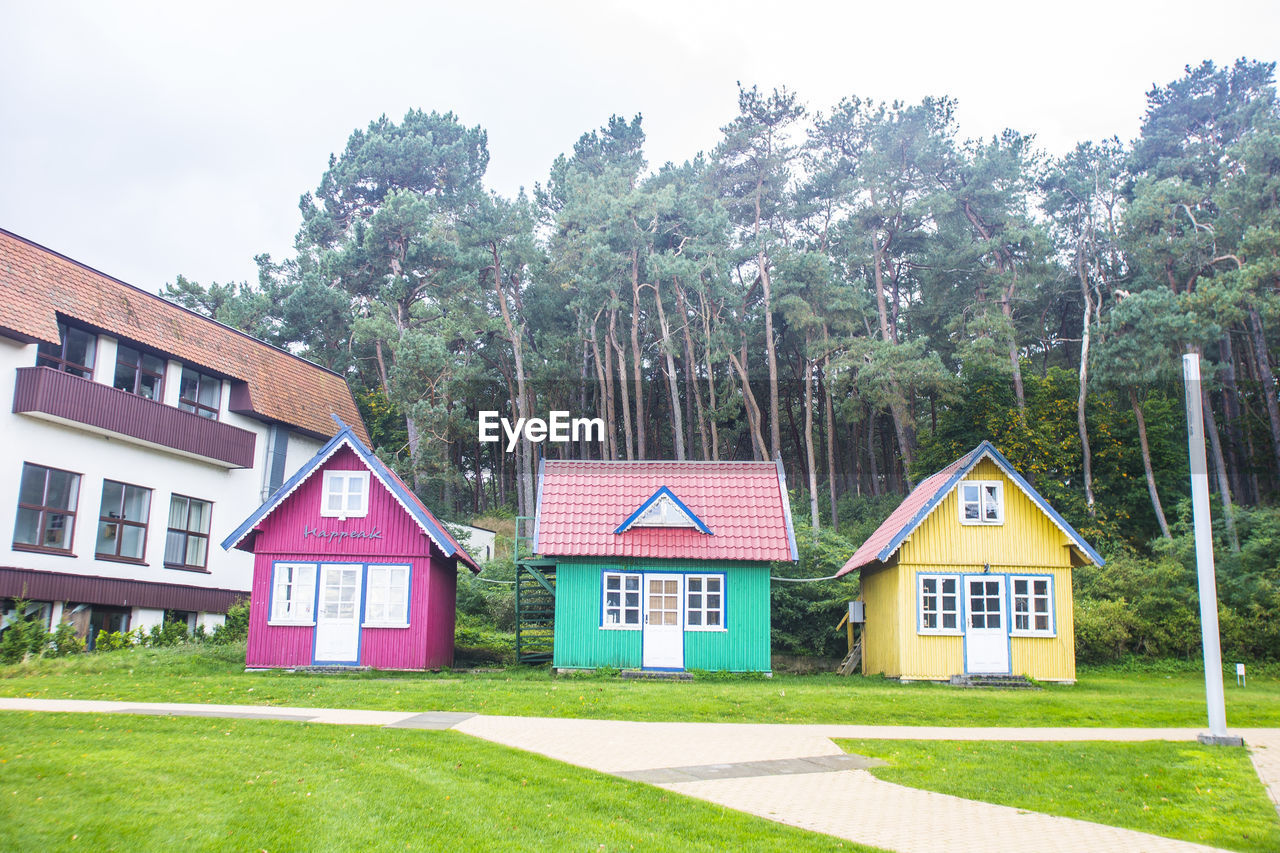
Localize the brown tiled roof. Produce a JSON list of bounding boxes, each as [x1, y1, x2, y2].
[[0, 228, 368, 443]]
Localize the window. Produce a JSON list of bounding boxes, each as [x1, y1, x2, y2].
[[364, 565, 410, 626], [113, 344, 166, 400], [686, 575, 724, 630], [165, 495, 211, 570], [321, 471, 369, 519], [632, 495, 698, 528], [270, 563, 316, 624], [1012, 576, 1054, 635], [13, 463, 80, 553], [602, 572, 641, 628], [919, 574, 961, 634], [178, 368, 220, 419], [36, 322, 96, 378], [959, 481, 1003, 524], [968, 578, 1003, 629], [96, 481, 152, 562]]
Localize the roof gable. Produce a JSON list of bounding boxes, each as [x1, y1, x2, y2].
[[615, 486, 713, 535], [221, 418, 478, 571], [835, 441, 1103, 576], [534, 459, 798, 562]]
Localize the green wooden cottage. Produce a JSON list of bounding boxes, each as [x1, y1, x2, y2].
[[523, 460, 798, 673]]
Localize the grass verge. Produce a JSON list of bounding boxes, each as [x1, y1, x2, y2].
[[836, 738, 1280, 852], [0, 711, 870, 852], [2, 644, 1278, 727]]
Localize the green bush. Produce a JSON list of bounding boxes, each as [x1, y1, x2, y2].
[[0, 601, 49, 664], [95, 628, 142, 652], [209, 601, 249, 645], [146, 621, 190, 648], [46, 621, 85, 657], [770, 522, 859, 658]]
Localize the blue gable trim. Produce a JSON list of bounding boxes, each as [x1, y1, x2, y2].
[[614, 486, 713, 535], [877, 440, 1104, 567], [220, 416, 458, 560]]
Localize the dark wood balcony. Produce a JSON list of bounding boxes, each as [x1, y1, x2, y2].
[[13, 366, 256, 468]]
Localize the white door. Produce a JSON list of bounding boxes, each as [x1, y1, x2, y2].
[[642, 574, 684, 669], [964, 575, 1009, 674], [314, 563, 363, 664]]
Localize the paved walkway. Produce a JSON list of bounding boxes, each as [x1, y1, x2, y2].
[[2, 698, 1275, 852]]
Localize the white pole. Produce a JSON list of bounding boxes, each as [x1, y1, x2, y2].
[[1182, 353, 1231, 741]]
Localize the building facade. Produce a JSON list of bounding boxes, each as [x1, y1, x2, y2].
[[0, 229, 367, 646]]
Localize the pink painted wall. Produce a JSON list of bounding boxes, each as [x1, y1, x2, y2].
[[243, 446, 459, 670]]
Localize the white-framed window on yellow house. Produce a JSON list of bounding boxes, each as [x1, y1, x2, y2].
[[1011, 576, 1054, 636], [321, 471, 369, 520], [959, 481, 1003, 524], [918, 574, 961, 634]]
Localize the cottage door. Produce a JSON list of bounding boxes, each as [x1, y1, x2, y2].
[[963, 575, 1010, 674], [314, 563, 363, 664], [641, 574, 684, 669]]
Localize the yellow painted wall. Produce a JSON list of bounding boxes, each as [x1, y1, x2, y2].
[[869, 459, 1081, 682], [859, 564, 901, 676]]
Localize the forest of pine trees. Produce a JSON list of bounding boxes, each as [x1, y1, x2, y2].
[[166, 59, 1280, 661]]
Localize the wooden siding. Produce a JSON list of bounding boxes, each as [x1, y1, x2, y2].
[[860, 564, 901, 676], [246, 552, 312, 667], [552, 558, 770, 672], [896, 459, 1076, 569]]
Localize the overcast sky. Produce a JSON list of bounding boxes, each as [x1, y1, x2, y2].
[[2, 1, 1277, 293]]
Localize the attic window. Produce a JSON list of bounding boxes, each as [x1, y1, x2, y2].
[[959, 481, 1002, 525], [321, 471, 369, 520], [632, 495, 697, 528]]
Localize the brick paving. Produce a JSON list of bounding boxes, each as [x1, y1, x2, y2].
[[2, 698, 1273, 852]]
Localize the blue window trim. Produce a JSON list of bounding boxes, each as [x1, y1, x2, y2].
[[1007, 573, 1057, 638], [915, 572, 963, 636], [267, 559, 317, 626], [362, 563, 413, 628]]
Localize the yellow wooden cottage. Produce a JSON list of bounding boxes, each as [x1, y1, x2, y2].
[[835, 441, 1102, 682]]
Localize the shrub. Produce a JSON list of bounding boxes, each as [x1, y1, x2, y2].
[[210, 601, 249, 645], [0, 600, 50, 664], [95, 628, 142, 652], [146, 621, 190, 648], [46, 621, 85, 657]]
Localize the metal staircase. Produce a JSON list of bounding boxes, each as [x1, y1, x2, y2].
[[514, 515, 556, 665]]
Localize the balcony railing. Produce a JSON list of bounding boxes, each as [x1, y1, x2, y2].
[[13, 366, 256, 468]]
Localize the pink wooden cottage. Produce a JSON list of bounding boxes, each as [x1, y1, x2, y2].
[[221, 421, 478, 669]]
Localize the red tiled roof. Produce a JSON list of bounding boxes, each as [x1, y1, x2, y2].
[[0, 229, 368, 443], [534, 460, 797, 562], [834, 447, 979, 577]]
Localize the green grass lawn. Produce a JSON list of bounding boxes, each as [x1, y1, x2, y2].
[[0, 712, 870, 852], [836, 738, 1280, 853], [1, 644, 1278, 727]]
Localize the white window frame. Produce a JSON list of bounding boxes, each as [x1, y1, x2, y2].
[[959, 480, 1003, 525], [363, 564, 411, 628], [601, 571, 642, 630], [269, 562, 316, 625], [1010, 575, 1055, 637], [918, 573, 962, 635], [321, 470, 370, 520], [685, 573, 726, 631]]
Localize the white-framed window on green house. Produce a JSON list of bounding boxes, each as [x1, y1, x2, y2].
[[364, 564, 410, 627], [959, 481, 1003, 524], [321, 470, 369, 520], [918, 574, 961, 634], [165, 495, 211, 570], [1011, 576, 1054, 636], [685, 574, 725, 630], [602, 572, 641, 628], [270, 562, 316, 624]]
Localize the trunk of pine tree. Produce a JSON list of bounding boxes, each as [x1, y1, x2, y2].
[[1248, 308, 1280, 478], [1074, 243, 1097, 515], [490, 245, 535, 520], [609, 304, 635, 460], [870, 224, 915, 475], [654, 281, 686, 460], [803, 342, 820, 537], [1219, 333, 1252, 503], [822, 332, 839, 531], [630, 251, 646, 459], [676, 283, 709, 459], [1130, 388, 1170, 539], [1200, 385, 1240, 552]]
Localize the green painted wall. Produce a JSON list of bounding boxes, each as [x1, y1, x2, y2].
[[551, 558, 771, 672]]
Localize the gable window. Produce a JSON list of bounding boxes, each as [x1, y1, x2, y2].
[[321, 471, 369, 520], [364, 564, 410, 627], [96, 480, 151, 562], [36, 322, 96, 379], [13, 463, 80, 553], [959, 481, 1003, 524], [113, 344, 166, 400], [165, 495, 211, 570], [1011, 576, 1054, 636], [178, 368, 220, 419], [686, 574, 724, 630], [918, 574, 961, 634], [602, 572, 641, 628], [634, 495, 695, 528], [270, 562, 316, 624]]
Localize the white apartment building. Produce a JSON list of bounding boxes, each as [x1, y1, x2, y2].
[[0, 228, 369, 646]]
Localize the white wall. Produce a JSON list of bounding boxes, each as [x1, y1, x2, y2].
[[1, 335, 324, 602]]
